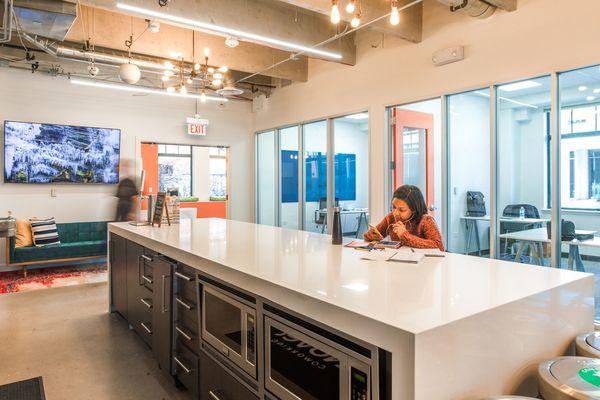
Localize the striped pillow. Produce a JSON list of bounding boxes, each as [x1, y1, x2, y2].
[[30, 218, 61, 247]]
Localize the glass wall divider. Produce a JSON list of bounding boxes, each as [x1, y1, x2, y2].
[[550, 72, 561, 268], [489, 85, 499, 260], [326, 118, 335, 234], [275, 129, 281, 227], [298, 124, 305, 230]]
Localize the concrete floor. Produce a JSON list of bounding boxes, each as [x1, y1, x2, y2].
[[0, 282, 192, 400]]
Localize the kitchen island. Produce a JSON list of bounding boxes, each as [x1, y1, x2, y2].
[[108, 218, 594, 400]]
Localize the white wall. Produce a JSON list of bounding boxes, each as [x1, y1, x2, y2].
[[0, 67, 253, 265], [192, 146, 211, 201], [253, 0, 600, 233]]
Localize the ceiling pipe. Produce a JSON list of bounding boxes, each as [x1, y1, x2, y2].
[[437, 0, 496, 18]]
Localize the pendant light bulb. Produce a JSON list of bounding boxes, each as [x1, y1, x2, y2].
[[166, 86, 175, 93], [204, 47, 210, 58], [390, 3, 400, 25], [330, 2, 341, 24], [180, 85, 187, 94], [345, 0, 355, 13], [200, 90, 207, 103], [187, 78, 193, 84], [161, 75, 169, 82], [351, 15, 360, 27], [194, 63, 200, 71]]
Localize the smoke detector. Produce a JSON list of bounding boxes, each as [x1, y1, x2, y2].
[[225, 36, 240, 48], [216, 85, 244, 97]]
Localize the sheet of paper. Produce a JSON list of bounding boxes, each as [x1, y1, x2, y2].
[[360, 249, 397, 262], [388, 248, 425, 264], [412, 248, 446, 257]]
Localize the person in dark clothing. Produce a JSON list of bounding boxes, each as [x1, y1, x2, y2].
[[115, 159, 139, 221]]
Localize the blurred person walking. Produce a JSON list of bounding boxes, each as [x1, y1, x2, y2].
[[115, 159, 139, 221]]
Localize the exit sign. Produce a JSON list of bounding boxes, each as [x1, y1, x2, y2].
[[187, 117, 209, 136]]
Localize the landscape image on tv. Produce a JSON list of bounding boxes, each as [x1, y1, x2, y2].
[[4, 121, 121, 184]]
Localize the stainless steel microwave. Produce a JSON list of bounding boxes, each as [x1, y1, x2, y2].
[[201, 284, 257, 379], [265, 316, 371, 400]]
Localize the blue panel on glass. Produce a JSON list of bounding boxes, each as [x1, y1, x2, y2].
[[281, 151, 356, 203]]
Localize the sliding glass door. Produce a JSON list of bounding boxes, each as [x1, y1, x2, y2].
[[446, 89, 491, 257]]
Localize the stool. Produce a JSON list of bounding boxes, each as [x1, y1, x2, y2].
[[538, 357, 600, 399], [576, 332, 600, 358]]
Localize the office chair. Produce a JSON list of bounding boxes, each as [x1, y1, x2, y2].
[[501, 204, 540, 256], [314, 197, 339, 233]]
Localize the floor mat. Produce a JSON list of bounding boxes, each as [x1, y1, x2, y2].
[[0, 377, 45, 400], [0, 265, 107, 294]]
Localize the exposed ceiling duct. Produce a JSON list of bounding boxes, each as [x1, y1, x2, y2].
[[12, 0, 77, 41], [437, 0, 496, 19]]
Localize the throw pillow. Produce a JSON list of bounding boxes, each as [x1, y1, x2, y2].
[[30, 218, 61, 247], [14, 219, 33, 248]]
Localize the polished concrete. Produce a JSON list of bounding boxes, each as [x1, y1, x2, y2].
[[0, 282, 192, 400]]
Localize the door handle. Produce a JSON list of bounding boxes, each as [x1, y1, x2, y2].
[[140, 322, 152, 334], [175, 271, 194, 282], [140, 298, 152, 309], [209, 390, 225, 400], [173, 356, 192, 374], [175, 326, 193, 341], [162, 274, 168, 313], [175, 297, 193, 310]]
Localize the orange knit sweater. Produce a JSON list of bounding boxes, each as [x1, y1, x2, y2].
[[369, 213, 445, 251]]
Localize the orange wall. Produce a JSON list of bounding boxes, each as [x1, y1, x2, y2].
[[141, 143, 159, 196], [181, 201, 227, 219]]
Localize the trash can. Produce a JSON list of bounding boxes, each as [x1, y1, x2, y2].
[[538, 357, 600, 399], [576, 332, 600, 358]]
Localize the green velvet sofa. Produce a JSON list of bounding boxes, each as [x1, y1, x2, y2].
[[7, 221, 108, 267]]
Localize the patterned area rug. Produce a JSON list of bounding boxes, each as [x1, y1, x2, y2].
[[0, 265, 107, 294]]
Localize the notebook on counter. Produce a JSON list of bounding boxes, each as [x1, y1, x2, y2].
[[387, 248, 425, 264], [412, 248, 446, 257]]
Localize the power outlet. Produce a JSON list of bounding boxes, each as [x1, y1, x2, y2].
[[50, 188, 56, 197]]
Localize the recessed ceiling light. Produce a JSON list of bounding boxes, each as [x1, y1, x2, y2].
[[498, 80, 542, 92], [579, 85, 588, 92], [594, 88, 600, 94], [587, 95, 596, 102], [116, 3, 343, 60]]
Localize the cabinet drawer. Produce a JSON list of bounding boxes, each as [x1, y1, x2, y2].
[[174, 342, 198, 397], [199, 350, 258, 400], [141, 260, 154, 291], [175, 273, 197, 302], [175, 323, 199, 355], [175, 295, 198, 324]]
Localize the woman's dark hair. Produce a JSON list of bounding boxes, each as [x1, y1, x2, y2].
[[392, 185, 428, 223]]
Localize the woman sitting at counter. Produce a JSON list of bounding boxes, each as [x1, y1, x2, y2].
[[364, 185, 444, 251]]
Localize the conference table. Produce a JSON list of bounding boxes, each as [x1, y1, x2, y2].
[[460, 215, 550, 256], [499, 227, 599, 270]]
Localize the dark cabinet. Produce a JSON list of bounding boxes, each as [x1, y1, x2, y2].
[[109, 234, 128, 319], [151, 257, 173, 372], [199, 350, 258, 400]]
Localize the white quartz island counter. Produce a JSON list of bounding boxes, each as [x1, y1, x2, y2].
[[109, 219, 594, 399]]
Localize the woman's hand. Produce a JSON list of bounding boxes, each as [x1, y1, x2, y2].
[[393, 221, 407, 237], [364, 225, 384, 242]]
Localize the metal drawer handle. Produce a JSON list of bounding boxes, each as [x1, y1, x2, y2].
[[175, 271, 194, 281], [162, 275, 168, 313], [173, 356, 192, 374], [209, 390, 225, 400], [140, 298, 152, 309], [141, 254, 153, 262], [140, 322, 152, 334], [142, 275, 153, 284], [176, 297, 193, 310], [175, 326, 193, 341]]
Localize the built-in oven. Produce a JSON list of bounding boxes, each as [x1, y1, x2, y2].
[[265, 315, 373, 400], [200, 282, 257, 379]]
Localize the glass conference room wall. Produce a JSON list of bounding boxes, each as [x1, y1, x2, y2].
[[256, 112, 369, 235]]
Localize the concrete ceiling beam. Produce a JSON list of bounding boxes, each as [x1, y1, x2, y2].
[[275, 0, 423, 43], [75, 0, 357, 65], [65, 6, 308, 82]]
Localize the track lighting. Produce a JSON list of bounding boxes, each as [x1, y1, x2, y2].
[[330, 0, 341, 24], [345, 0, 355, 13], [390, 0, 400, 26]]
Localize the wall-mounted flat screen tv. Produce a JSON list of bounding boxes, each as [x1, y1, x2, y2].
[[3, 121, 121, 184]]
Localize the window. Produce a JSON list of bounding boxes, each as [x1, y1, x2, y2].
[[570, 151, 575, 198], [589, 149, 600, 202], [158, 144, 192, 197], [209, 149, 227, 200]]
